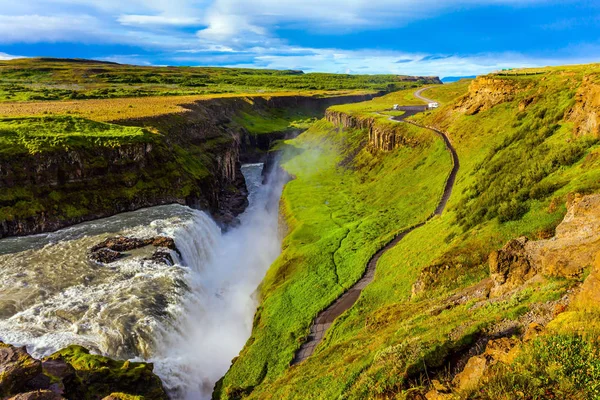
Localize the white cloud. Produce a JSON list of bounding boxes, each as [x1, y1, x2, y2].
[[0, 14, 105, 43], [0, 52, 22, 60], [118, 15, 201, 26], [0, 0, 591, 78]]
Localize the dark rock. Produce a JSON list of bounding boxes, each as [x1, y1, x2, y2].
[[0, 342, 42, 398], [144, 250, 175, 266], [8, 390, 65, 400], [151, 236, 177, 251], [91, 236, 153, 253], [89, 248, 123, 264], [40, 359, 76, 396], [489, 237, 536, 297], [24, 373, 51, 391]]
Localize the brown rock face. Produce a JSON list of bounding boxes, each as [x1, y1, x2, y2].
[[0, 343, 42, 398], [527, 193, 600, 278], [325, 110, 423, 152], [489, 194, 600, 295], [568, 75, 600, 137], [456, 77, 527, 115], [489, 237, 536, 296], [452, 355, 487, 392]]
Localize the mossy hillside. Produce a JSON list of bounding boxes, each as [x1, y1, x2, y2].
[[266, 68, 600, 398], [0, 115, 223, 225], [0, 115, 155, 155], [219, 65, 600, 398], [216, 112, 453, 396], [48, 345, 167, 399]]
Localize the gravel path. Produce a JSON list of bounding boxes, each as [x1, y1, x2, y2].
[[291, 88, 459, 365]]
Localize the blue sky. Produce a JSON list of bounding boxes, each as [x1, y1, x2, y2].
[[0, 0, 598, 77]]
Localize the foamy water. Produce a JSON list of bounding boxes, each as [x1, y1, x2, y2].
[[0, 162, 285, 399]]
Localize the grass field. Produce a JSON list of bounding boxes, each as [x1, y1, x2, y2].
[[216, 64, 600, 398], [0, 58, 437, 102], [0, 116, 154, 155]]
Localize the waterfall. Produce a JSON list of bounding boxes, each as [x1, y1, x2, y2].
[[0, 162, 286, 400], [152, 162, 287, 399]]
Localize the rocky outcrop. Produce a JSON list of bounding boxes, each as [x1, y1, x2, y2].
[[0, 342, 168, 400], [325, 110, 423, 152], [0, 343, 42, 398], [455, 77, 529, 115], [489, 237, 536, 297], [89, 235, 179, 264], [569, 75, 600, 137], [425, 337, 520, 399], [489, 193, 600, 296]]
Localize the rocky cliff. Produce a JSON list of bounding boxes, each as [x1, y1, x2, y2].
[[0, 92, 382, 238], [325, 109, 423, 151], [569, 75, 600, 137], [455, 76, 530, 115]]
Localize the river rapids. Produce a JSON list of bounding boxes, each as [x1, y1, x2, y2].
[[0, 162, 286, 399]]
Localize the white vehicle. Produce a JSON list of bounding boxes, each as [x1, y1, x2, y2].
[[428, 102, 439, 109], [392, 104, 400, 110]]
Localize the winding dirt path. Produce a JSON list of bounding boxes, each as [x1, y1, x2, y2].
[[291, 88, 460, 365]]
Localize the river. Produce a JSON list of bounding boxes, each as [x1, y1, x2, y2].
[[0, 162, 286, 399]]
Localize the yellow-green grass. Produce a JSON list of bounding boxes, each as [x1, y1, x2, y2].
[[0, 91, 375, 122], [328, 86, 431, 121], [0, 58, 437, 102], [0, 115, 154, 155], [217, 65, 600, 398], [418, 78, 472, 104]]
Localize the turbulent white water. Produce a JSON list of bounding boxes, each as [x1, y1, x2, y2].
[[0, 162, 285, 399]]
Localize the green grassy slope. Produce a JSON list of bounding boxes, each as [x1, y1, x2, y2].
[[216, 98, 453, 397], [217, 64, 600, 399], [0, 115, 154, 155]]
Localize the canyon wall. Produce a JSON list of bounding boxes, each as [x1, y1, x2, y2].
[[325, 109, 424, 152], [0, 92, 382, 238]]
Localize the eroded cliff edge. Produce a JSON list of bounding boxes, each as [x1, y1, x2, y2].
[[0, 92, 385, 238]]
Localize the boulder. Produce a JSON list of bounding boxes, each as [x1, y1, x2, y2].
[[151, 236, 177, 251], [489, 237, 536, 296], [91, 236, 153, 252], [89, 248, 122, 264], [144, 250, 175, 266], [484, 337, 520, 364], [452, 355, 487, 392], [523, 322, 544, 342], [0, 342, 42, 398], [8, 390, 65, 400], [488, 194, 600, 296], [527, 193, 600, 278]]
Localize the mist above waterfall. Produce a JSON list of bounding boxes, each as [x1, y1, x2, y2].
[[152, 162, 287, 399]]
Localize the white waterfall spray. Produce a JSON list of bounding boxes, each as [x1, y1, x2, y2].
[[152, 162, 287, 399]]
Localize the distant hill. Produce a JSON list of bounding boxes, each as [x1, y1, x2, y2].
[[441, 75, 477, 83]]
